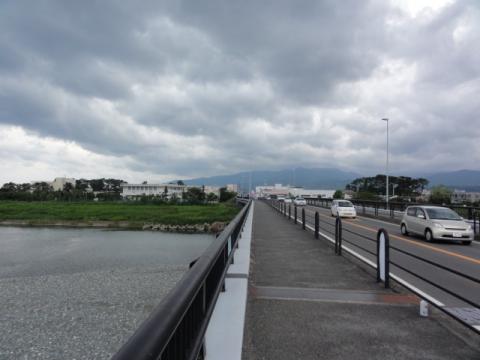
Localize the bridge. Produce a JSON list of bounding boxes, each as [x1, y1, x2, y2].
[[112, 199, 480, 359]]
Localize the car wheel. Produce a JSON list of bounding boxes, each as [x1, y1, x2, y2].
[[462, 241, 472, 246], [401, 223, 409, 236], [425, 229, 433, 242]]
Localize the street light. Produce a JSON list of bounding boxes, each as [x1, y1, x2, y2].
[[382, 118, 389, 206]]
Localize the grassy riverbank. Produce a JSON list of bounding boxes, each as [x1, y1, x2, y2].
[[0, 201, 240, 228]]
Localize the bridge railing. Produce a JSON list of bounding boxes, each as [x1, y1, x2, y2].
[[112, 200, 252, 360], [306, 198, 480, 235], [268, 199, 480, 335]]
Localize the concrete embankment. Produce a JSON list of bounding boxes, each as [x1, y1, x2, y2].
[[0, 220, 227, 233]]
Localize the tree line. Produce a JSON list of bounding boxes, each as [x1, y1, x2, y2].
[[344, 175, 477, 205], [0, 179, 237, 205]]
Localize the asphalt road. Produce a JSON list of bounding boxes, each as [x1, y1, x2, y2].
[[277, 203, 480, 331]]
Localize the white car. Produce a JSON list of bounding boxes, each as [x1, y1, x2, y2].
[[401, 206, 473, 245], [331, 200, 357, 218], [284, 198, 293, 204], [293, 197, 307, 206]]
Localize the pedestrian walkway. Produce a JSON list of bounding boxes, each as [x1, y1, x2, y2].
[[242, 201, 479, 360]]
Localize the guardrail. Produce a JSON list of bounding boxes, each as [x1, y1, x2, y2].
[[112, 200, 252, 360], [306, 198, 480, 235], [270, 200, 480, 335]]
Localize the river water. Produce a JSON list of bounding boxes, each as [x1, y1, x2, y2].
[[0, 226, 214, 360]]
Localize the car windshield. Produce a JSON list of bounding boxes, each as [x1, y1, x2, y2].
[[296, 198, 304, 200], [337, 201, 353, 207], [425, 208, 462, 220]]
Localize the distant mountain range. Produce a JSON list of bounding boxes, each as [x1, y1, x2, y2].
[[182, 167, 480, 192], [421, 170, 480, 191]]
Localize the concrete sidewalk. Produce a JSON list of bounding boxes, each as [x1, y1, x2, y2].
[[242, 201, 479, 360]]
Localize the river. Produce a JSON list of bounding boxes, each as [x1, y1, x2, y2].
[[0, 226, 214, 360]]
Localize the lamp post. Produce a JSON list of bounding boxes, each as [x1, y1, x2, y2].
[[382, 118, 389, 206]]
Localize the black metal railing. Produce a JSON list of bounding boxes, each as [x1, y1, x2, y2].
[[267, 199, 480, 334], [306, 198, 480, 234], [112, 201, 252, 360]]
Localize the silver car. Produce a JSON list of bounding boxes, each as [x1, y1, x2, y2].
[[401, 206, 473, 245]]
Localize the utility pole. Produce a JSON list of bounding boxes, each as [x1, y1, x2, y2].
[[382, 118, 389, 206]]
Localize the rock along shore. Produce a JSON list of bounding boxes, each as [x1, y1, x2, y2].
[[0, 220, 226, 233]]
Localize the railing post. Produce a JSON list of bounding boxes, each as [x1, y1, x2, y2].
[[473, 211, 478, 235], [289, 204, 291, 219], [474, 211, 478, 235], [294, 206, 298, 224], [302, 208, 306, 230], [314, 212, 319, 239], [335, 216, 342, 255], [376, 229, 390, 288]]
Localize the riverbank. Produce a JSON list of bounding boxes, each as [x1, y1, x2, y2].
[[0, 201, 240, 230]]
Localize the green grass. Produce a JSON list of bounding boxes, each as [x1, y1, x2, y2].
[[0, 201, 240, 226]]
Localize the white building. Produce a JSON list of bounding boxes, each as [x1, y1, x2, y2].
[[226, 184, 239, 193], [204, 186, 221, 197], [451, 190, 480, 204], [255, 184, 290, 198], [121, 183, 188, 199], [51, 177, 76, 191], [288, 188, 336, 199]]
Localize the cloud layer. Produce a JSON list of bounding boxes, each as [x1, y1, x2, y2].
[[1, 0, 479, 184]]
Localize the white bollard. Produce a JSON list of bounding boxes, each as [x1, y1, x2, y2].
[[420, 300, 429, 317]]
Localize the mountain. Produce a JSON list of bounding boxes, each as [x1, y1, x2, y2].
[[182, 167, 361, 190], [424, 170, 480, 191]]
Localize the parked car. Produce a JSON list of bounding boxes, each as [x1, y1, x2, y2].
[[284, 198, 293, 204], [331, 200, 356, 218], [277, 196, 286, 202], [293, 197, 307, 206], [401, 206, 473, 245]]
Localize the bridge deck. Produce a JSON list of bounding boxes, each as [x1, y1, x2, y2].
[[242, 201, 479, 360]]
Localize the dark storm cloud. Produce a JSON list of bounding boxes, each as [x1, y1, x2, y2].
[[0, 0, 479, 182]]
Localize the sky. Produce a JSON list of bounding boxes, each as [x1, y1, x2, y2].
[[1, 0, 479, 184]]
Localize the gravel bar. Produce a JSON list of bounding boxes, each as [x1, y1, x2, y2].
[[0, 265, 186, 360]]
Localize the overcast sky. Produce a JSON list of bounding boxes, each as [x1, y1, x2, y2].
[[1, 0, 479, 184]]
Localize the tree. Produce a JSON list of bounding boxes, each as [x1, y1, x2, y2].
[[353, 191, 380, 201], [219, 187, 236, 202], [333, 190, 343, 199], [177, 180, 185, 186], [346, 175, 429, 199], [430, 185, 452, 205], [183, 187, 205, 204], [206, 192, 218, 203], [63, 182, 74, 193], [89, 179, 105, 192]]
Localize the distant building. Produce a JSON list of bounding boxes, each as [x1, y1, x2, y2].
[[255, 184, 335, 199], [204, 186, 221, 197], [255, 184, 290, 198], [288, 188, 335, 199], [451, 190, 480, 204], [51, 177, 76, 191], [226, 184, 239, 193], [121, 183, 188, 199]]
